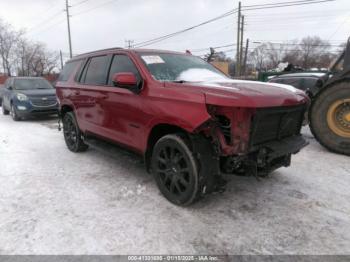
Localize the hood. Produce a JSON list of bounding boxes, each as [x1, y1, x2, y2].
[[165, 79, 308, 108], [14, 89, 56, 98]]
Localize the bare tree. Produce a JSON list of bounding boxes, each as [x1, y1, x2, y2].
[[298, 36, 331, 69], [249, 43, 269, 71], [0, 19, 22, 76], [0, 18, 59, 77]]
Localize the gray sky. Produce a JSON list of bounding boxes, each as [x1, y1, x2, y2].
[[0, 0, 349, 59]]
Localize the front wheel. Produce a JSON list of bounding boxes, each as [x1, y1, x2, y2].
[[11, 104, 20, 121], [309, 81, 350, 155], [62, 112, 89, 152], [151, 134, 199, 206]]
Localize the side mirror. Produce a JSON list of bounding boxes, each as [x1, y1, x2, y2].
[[7, 86, 13, 90], [112, 72, 140, 93]]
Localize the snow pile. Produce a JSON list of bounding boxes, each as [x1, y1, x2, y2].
[[176, 68, 227, 82]]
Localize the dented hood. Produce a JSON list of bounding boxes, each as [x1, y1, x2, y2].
[[166, 79, 308, 108]]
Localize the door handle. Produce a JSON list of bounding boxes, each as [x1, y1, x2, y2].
[[74, 90, 80, 95]]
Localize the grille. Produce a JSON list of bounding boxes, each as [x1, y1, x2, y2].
[[30, 97, 57, 107], [250, 105, 305, 146]]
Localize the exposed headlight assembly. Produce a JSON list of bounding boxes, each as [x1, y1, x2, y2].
[[16, 93, 28, 101]]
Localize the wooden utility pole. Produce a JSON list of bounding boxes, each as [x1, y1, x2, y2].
[[60, 50, 64, 69], [243, 38, 249, 77], [239, 15, 245, 76], [65, 0, 73, 58], [125, 40, 134, 49], [235, 1, 241, 76]]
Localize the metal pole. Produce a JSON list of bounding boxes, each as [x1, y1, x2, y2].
[[235, 1, 241, 76], [60, 50, 64, 69], [65, 0, 73, 59], [239, 15, 244, 76]]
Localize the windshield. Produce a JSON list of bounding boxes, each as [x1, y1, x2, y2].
[[139, 53, 229, 82], [14, 79, 54, 90]]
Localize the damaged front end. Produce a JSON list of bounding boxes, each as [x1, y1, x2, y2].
[[195, 104, 309, 179]]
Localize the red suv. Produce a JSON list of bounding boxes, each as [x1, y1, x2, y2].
[[56, 48, 309, 205]]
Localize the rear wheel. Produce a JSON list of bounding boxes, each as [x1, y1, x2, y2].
[[309, 81, 350, 155], [62, 112, 89, 152], [10, 104, 20, 121], [151, 134, 199, 206], [1, 101, 9, 115]]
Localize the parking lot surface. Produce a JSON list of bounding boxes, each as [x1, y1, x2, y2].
[[0, 110, 349, 255]]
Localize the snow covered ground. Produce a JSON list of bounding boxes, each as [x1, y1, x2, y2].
[[0, 110, 349, 255]]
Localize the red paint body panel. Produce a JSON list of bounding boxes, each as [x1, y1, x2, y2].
[[56, 48, 309, 156]]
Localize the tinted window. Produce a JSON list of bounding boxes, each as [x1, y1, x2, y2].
[[270, 78, 284, 84], [271, 77, 302, 88], [58, 61, 80, 81], [108, 55, 141, 85], [84, 56, 110, 85], [282, 78, 303, 89], [302, 78, 318, 90], [14, 79, 54, 90]]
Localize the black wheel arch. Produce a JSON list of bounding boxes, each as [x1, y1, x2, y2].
[[145, 124, 190, 172], [60, 104, 74, 118]]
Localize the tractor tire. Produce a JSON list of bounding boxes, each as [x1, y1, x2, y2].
[[309, 81, 350, 156]]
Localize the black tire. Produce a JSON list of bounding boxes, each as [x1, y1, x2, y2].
[[10, 104, 20, 121], [1, 101, 9, 115], [151, 134, 199, 206], [309, 81, 350, 156], [62, 112, 89, 152]]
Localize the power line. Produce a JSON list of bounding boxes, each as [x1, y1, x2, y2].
[[245, 8, 346, 18], [28, 18, 66, 36], [71, 0, 119, 17], [133, 9, 238, 48], [246, 13, 341, 21], [252, 41, 344, 47], [192, 43, 237, 52], [26, 10, 63, 33], [253, 39, 345, 43], [71, 0, 90, 8], [132, 0, 334, 49], [243, 0, 325, 8], [242, 0, 335, 11], [327, 12, 350, 40]]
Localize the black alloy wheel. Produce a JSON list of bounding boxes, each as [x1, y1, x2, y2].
[[151, 134, 199, 206], [63, 112, 88, 152]]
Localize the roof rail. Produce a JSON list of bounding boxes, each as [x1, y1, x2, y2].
[[73, 47, 124, 58]]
